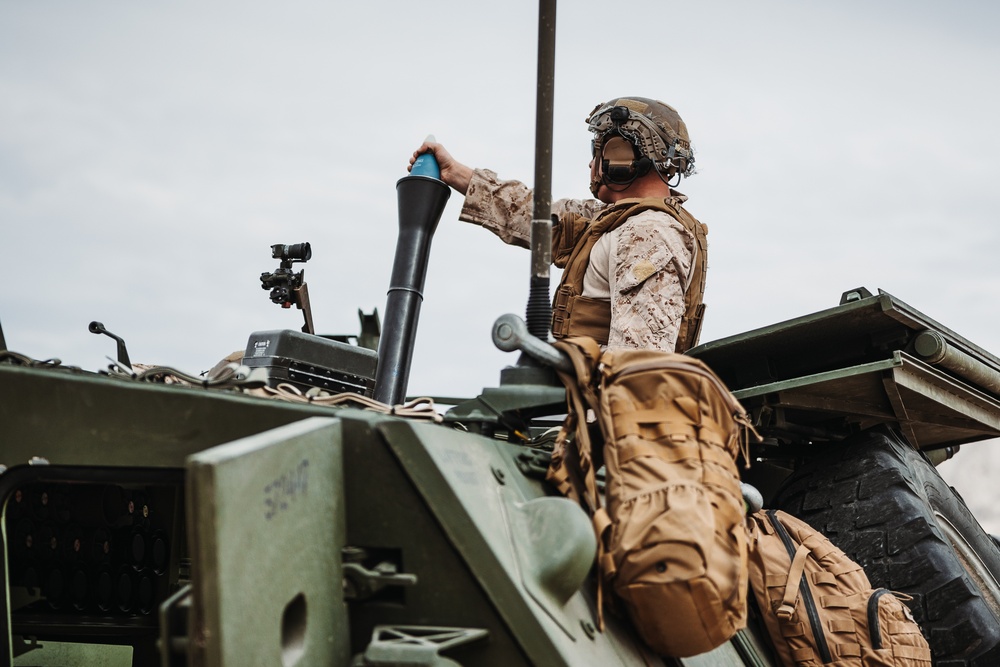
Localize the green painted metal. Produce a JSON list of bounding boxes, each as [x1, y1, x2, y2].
[[185, 417, 348, 667], [12, 639, 132, 666], [0, 365, 326, 469], [690, 290, 1000, 450], [376, 419, 762, 666], [692, 291, 1000, 373], [378, 420, 594, 663], [444, 384, 566, 431], [356, 626, 489, 666], [12, 286, 1000, 664], [5, 283, 997, 665]]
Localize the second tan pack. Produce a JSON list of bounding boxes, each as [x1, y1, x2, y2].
[[748, 509, 931, 666]]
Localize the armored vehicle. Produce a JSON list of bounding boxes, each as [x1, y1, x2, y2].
[[3, 4, 999, 666], [5, 170, 1000, 666]]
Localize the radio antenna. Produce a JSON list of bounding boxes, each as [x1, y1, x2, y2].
[[525, 0, 556, 342]]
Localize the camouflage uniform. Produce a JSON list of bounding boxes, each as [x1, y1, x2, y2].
[[460, 168, 697, 352]]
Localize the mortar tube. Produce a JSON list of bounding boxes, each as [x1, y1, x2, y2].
[[373, 174, 451, 406]]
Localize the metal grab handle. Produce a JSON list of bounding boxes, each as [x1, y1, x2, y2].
[[492, 314, 571, 373], [89, 321, 132, 369]]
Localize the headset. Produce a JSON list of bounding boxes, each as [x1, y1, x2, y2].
[[600, 134, 652, 185], [589, 101, 692, 196], [594, 106, 655, 189]]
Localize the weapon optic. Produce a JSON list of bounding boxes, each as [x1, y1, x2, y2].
[[259, 242, 315, 335]]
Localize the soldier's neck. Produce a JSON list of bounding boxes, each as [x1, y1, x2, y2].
[[605, 178, 673, 203]]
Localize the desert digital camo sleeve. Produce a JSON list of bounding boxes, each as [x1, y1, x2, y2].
[[460, 168, 694, 352], [460, 168, 604, 247]]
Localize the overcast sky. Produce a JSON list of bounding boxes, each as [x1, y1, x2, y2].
[[2, 1, 1000, 524]]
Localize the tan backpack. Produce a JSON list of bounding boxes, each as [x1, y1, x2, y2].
[[547, 338, 755, 657], [748, 509, 931, 666]]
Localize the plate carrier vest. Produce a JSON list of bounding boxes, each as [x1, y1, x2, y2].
[[550, 197, 708, 352]]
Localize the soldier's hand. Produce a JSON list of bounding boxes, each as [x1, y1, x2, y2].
[[409, 141, 473, 195]]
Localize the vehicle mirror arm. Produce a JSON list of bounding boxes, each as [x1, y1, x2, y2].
[[492, 313, 571, 373]]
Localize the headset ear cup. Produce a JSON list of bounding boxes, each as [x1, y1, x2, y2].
[[634, 156, 652, 177], [607, 163, 633, 182]]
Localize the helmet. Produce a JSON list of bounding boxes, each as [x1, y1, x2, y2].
[[587, 97, 694, 196]]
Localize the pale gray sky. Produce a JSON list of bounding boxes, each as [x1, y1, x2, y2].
[[3, 1, 1000, 524]]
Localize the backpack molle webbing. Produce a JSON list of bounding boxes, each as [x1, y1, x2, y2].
[[747, 509, 931, 666], [547, 340, 756, 657]]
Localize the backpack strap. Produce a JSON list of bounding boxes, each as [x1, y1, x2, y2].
[[547, 337, 602, 510], [546, 336, 612, 628], [777, 544, 811, 620]]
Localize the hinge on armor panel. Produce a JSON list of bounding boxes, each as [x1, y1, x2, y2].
[[352, 626, 489, 667], [343, 561, 417, 601], [515, 449, 552, 479], [159, 584, 193, 667]]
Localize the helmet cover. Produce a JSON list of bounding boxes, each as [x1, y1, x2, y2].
[[587, 97, 694, 195]]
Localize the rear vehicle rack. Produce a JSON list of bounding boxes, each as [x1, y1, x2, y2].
[[688, 289, 1000, 450]]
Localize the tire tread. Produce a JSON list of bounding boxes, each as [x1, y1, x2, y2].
[[772, 429, 1000, 666]]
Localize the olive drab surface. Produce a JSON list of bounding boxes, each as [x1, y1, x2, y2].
[[547, 337, 754, 657], [8, 248, 1000, 664], [748, 509, 931, 666]]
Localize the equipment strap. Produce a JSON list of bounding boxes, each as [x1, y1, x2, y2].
[[778, 544, 810, 619]]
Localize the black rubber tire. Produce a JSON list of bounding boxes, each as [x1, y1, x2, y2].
[[772, 428, 1000, 667]]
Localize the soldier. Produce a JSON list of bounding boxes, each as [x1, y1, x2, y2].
[[411, 96, 707, 352]]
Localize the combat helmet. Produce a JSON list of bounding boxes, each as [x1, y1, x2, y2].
[[587, 96, 694, 196]]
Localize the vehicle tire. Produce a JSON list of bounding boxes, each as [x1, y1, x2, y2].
[[772, 427, 1000, 666]]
